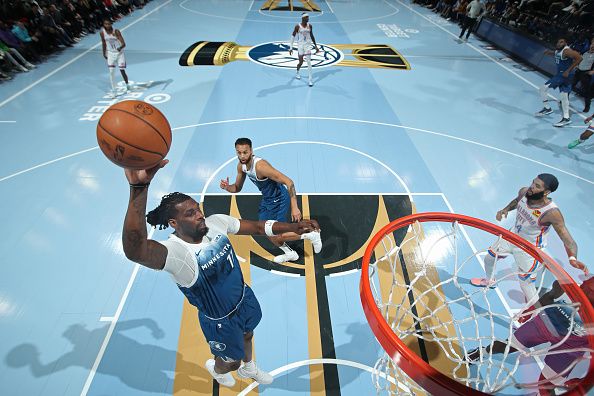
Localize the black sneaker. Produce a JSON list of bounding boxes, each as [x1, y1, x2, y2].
[[553, 118, 572, 127], [584, 104, 591, 113], [535, 107, 553, 117]]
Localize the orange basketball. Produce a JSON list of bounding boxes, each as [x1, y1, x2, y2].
[[96, 100, 172, 170]]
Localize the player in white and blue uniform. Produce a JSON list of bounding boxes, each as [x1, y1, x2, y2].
[[100, 19, 130, 97], [471, 173, 588, 304], [121, 160, 321, 387], [221, 138, 322, 263], [536, 38, 582, 127], [289, 12, 319, 87]]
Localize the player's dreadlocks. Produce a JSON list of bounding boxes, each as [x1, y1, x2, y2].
[[146, 192, 192, 230]]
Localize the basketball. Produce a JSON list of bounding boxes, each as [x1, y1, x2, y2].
[[96, 100, 172, 170]]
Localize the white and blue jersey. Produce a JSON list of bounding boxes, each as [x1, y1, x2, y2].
[[546, 46, 575, 93], [243, 156, 291, 222], [160, 214, 262, 360]]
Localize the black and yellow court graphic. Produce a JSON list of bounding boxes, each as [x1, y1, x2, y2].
[[172, 194, 460, 395], [179, 41, 411, 70], [261, 0, 321, 12]]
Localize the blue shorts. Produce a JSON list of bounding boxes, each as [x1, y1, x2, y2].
[[258, 191, 291, 222], [198, 285, 262, 361], [546, 73, 574, 93]]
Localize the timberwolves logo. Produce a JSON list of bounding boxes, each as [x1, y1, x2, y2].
[[248, 42, 344, 69], [209, 341, 227, 352]]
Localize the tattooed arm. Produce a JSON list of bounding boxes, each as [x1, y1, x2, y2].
[[122, 161, 169, 270], [255, 159, 302, 222]]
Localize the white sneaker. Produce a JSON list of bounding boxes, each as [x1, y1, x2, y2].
[[273, 250, 299, 263], [26, 63, 36, 69], [304, 231, 322, 253], [308, 80, 313, 87], [205, 359, 236, 387], [295, 72, 301, 80], [107, 90, 117, 99], [237, 361, 273, 385]]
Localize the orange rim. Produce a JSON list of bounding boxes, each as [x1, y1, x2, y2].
[[360, 212, 594, 396]]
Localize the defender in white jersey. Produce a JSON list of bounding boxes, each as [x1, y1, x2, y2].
[[289, 12, 319, 87], [122, 159, 321, 387], [100, 20, 130, 98], [471, 174, 587, 303]]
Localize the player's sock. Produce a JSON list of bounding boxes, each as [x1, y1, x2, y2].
[[520, 279, 538, 305], [560, 92, 570, 119], [539, 84, 550, 105], [109, 67, 117, 91]]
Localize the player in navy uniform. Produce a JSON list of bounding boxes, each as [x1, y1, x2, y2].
[[220, 138, 322, 263], [122, 160, 321, 387], [535, 38, 582, 127]]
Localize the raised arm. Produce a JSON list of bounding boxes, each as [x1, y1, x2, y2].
[[256, 160, 302, 222], [544, 209, 588, 275], [496, 187, 527, 221], [122, 162, 169, 270], [220, 162, 247, 193], [115, 29, 125, 51]]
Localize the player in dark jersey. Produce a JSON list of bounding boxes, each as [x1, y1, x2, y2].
[[467, 277, 594, 388], [535, 38, 582, 127], [220, 138, 322, 263], [122, 159, 321, 387]]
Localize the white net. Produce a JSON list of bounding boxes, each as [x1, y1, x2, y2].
[[366, 218, 594, 395]]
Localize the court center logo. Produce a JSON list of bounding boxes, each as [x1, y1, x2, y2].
[[209, 341, 227, 352], [247, 42, 344, 69]]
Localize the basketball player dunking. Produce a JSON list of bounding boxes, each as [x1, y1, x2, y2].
[[122, 160, 322, 387], [220, 138, 322, 263], [101, 19, 130, 98], [289, 12, 319, 87], [471, 174, 588, 304]]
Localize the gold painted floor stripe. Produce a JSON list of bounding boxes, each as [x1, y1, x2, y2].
[[302, 195, 327, 395], [375, 198, 465, 393]]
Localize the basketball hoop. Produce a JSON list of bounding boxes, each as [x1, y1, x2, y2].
[[360, 212, 594, 395]]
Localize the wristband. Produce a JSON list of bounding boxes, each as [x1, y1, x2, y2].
[[264, 220, 277, 237], [569, 256, 577, 262], [130, 182, 150, 188]]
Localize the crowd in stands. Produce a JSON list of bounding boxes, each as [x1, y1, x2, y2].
[[413, 0, 594, 109], [0, 0, 150, 81]]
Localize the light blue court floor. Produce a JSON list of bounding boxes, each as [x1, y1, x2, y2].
[[1, 0, 594, 395]]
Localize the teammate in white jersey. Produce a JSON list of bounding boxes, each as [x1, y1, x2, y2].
[[100, 20, 130, 98], [471, 174, 587, 303], [289, 12, 318, 87]]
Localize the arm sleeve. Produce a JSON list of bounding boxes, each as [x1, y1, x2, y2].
[[160, 240, 197, 287]]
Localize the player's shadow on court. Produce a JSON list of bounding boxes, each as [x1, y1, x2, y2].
[[476, 97, 534, 116], [259, 322, 380, 392], [256, 69, 346, 98], [4, 319, 208, 393], [516, 137, 594, 166]]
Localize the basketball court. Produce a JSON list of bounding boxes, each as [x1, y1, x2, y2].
[[1, 0, 593, 395]]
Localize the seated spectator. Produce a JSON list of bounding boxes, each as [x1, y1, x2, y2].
[[0, 20, 39, 62], [0, 40, 35, 72]]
